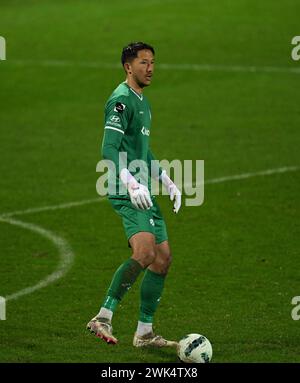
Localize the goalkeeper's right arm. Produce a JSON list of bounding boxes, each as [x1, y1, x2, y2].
[[102, 137, 152, 210]]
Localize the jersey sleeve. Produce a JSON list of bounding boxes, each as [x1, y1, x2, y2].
[[104, 96, 131, 135], [101, 96, 131, 174]]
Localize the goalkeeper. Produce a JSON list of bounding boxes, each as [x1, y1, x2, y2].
[[87, 42, 181, 348]]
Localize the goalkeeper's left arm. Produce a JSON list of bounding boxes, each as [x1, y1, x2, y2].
[[147, 149, 182, 214]]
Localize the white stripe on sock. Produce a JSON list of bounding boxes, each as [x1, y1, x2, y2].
[[137, 321, 153, 336], [98, 307, 113, 322]]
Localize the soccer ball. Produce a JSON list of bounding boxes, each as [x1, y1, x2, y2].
[[177, 333, 213, 363]]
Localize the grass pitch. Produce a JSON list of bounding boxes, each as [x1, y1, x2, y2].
[[0, 0, 300, 363]]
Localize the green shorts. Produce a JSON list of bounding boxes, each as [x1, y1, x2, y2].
[[109, 197, 168, 244]]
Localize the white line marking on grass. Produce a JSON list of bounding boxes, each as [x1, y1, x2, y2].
[[1, 198, 102, 218], [204, 165, 300, 185], [0, 165, 298, 219], [0, 216, 74, 302], [158, 63, 300, 75], [7, 59, 300, 75]]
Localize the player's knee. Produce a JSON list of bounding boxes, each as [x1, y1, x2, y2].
[[143, 248, 156, 267], [162, 250, 172, 271], [165, 251, 172, 268], [133, 248, 156, 268], [154, 249, 172, 274]]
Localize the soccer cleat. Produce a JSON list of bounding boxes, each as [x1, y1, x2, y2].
[[133, 331, 178, 348], [86, 316, 118, 345]]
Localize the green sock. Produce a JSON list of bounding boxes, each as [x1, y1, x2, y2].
[[102, 258, 143, 312], [139, 269, 166, 323]]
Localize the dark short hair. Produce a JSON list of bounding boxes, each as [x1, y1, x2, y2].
[[121, 42, 155, 66]]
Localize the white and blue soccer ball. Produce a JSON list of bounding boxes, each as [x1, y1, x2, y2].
[[177, 333, 213, 363]]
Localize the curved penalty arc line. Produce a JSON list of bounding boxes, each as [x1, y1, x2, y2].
[[0, 216, 74, 302]]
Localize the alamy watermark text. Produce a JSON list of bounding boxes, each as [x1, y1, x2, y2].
[[96, 155, 204, 207], [291, 36, 300, 61], [0, 36, 6, 60]]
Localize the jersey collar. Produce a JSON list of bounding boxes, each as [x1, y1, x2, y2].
[[124, 82, 143, 101]]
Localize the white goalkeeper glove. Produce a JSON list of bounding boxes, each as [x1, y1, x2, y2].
[[160, 170, 182, 213], [120, 168, 153, 210]]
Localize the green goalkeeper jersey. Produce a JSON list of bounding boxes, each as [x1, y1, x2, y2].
[[102, 82, 161, 198]]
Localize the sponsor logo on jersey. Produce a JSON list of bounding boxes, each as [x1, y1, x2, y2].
[[141, 126, 150, 136], [110, 115, 120, 123], [149, 219, 155, 226], [114, 102, 126, 113]]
